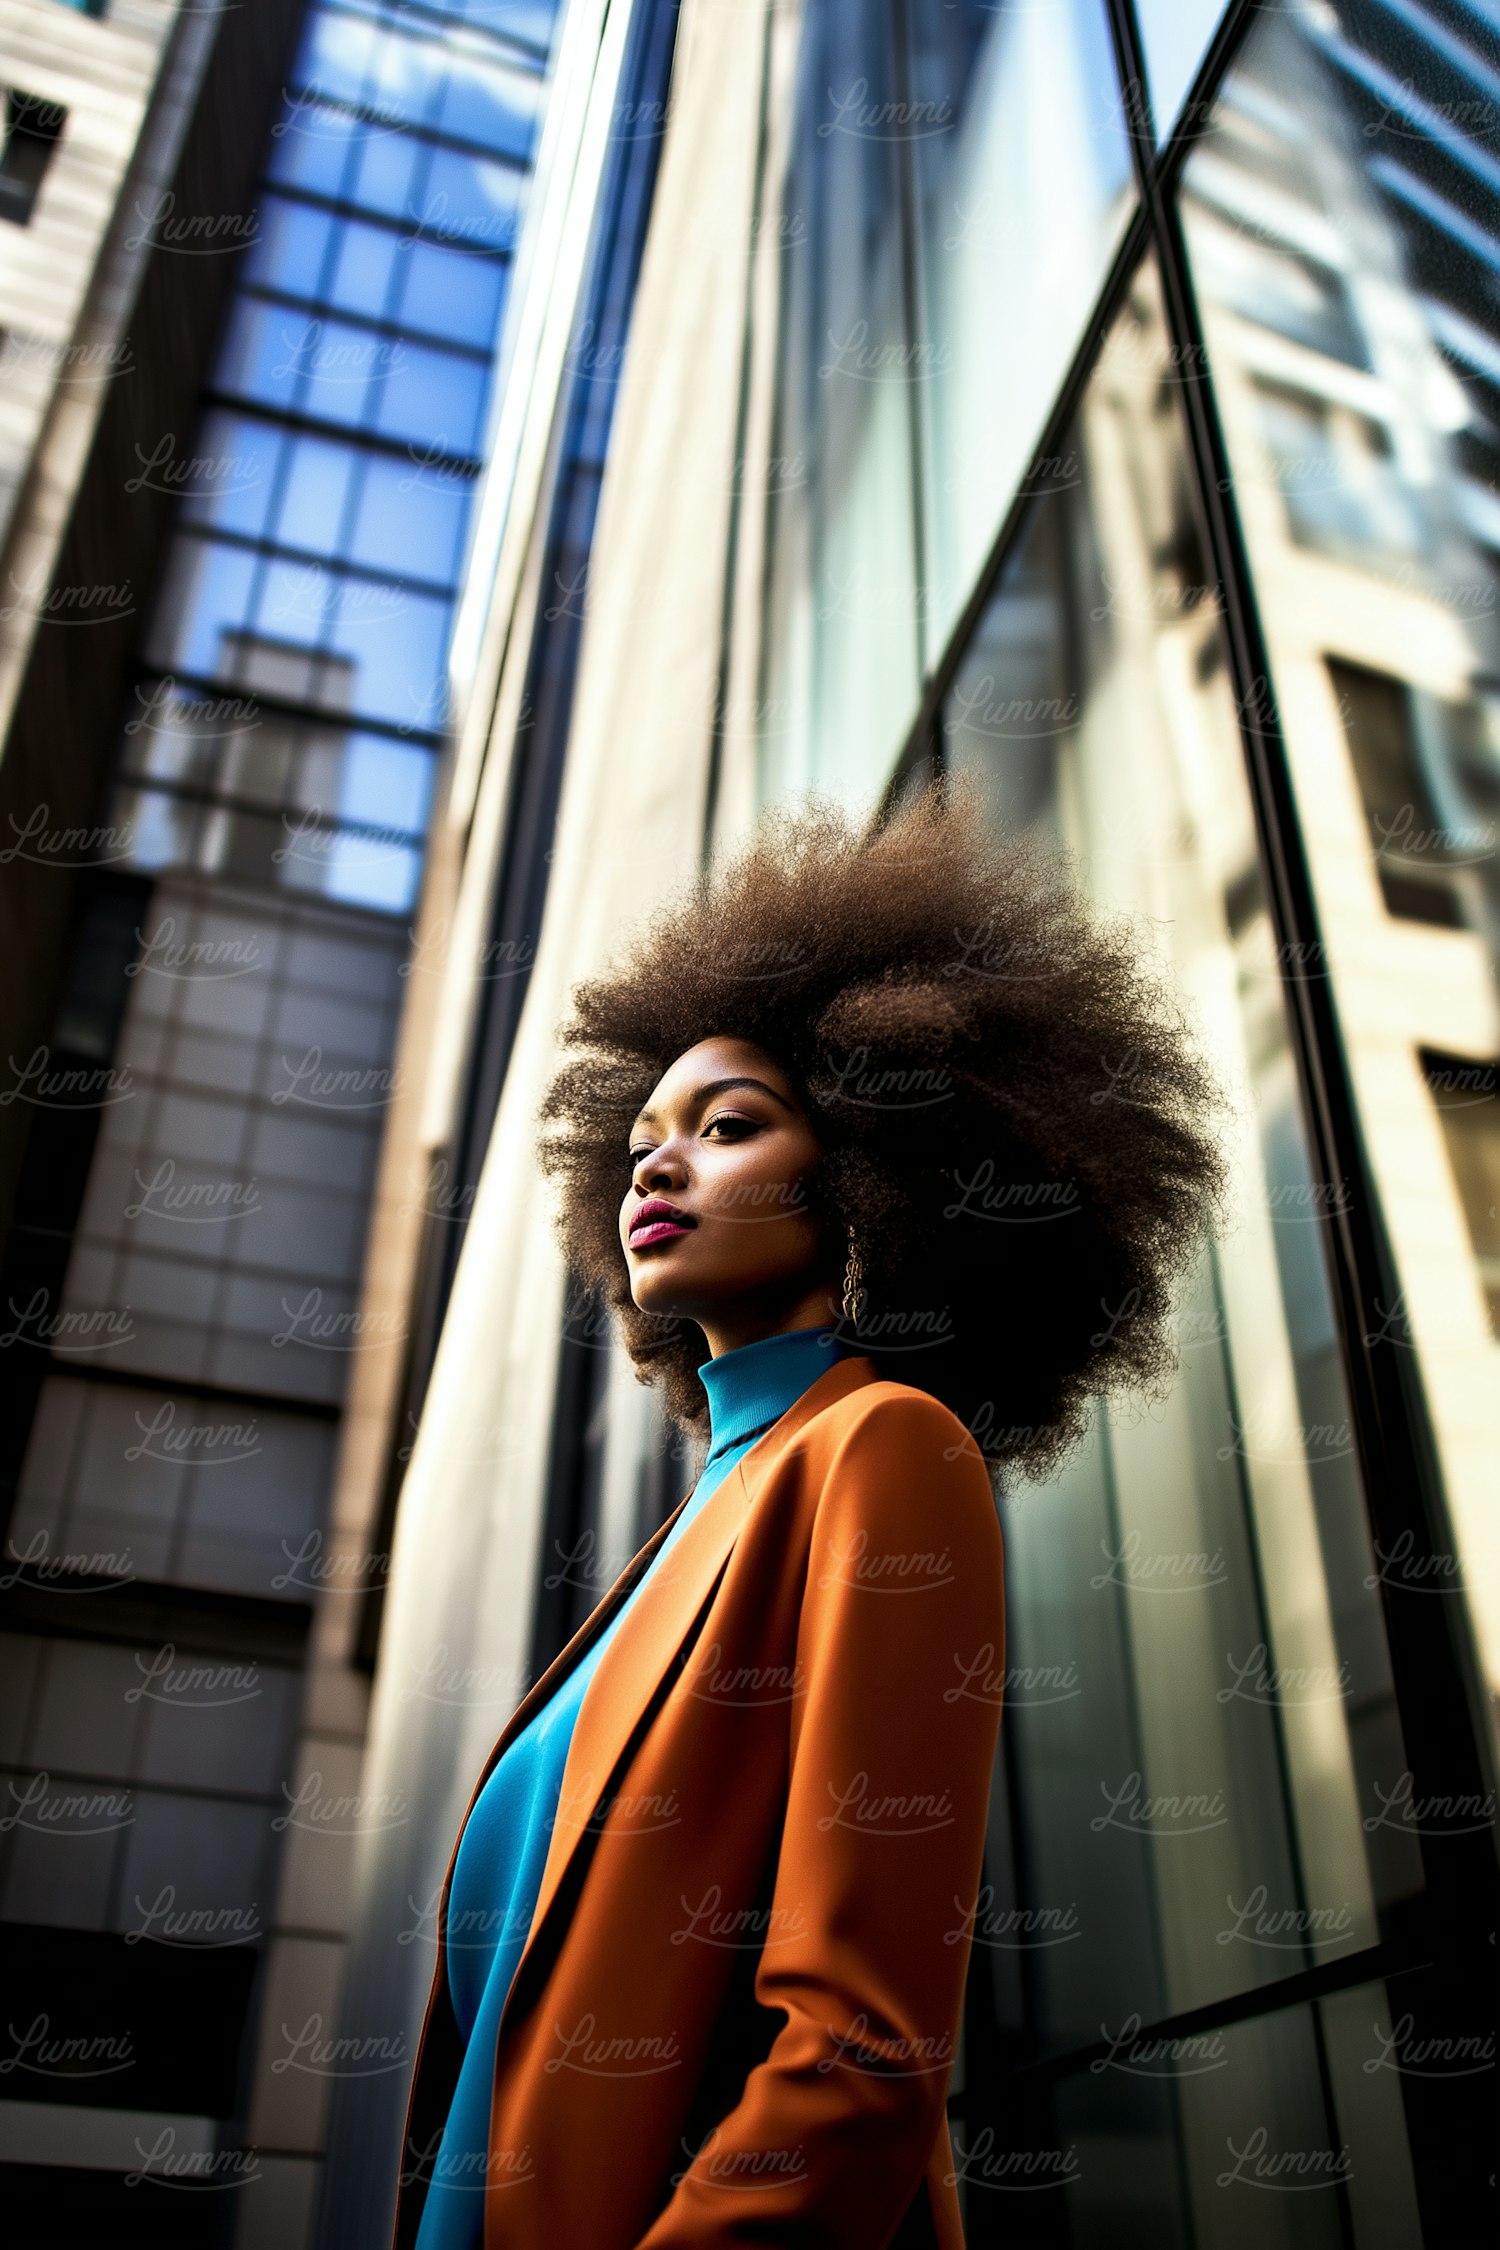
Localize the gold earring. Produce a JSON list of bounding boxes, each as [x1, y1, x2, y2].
[[841, 1226, 866, 1327]]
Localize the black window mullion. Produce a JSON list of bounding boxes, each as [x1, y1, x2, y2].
[[162, 516, 461, 602], [313, 0, 554, 73], [197, 389, 481, 473], [950, 1924, 1433, 2110], [235, 279, 496, 367], [253, 178, 516, 264], [124, 661, 448, 750], [281, 80, 540, 175]]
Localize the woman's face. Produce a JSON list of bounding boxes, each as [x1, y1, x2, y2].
[[619, 1035, 834, 1357]]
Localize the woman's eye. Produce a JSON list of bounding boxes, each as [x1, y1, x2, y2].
[[703, 1113, 757, 1141], [628, 1146, 653, 1166]]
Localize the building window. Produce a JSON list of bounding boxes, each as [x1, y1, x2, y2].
[[0, 90, 66, 227], [1325, 656, 1470, 927], [1256, 383, 1423, 563], [1422, 1049, 1500, 1338]]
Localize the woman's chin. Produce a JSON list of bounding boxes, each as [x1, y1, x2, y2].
[[629, 1277, 698, 1324]]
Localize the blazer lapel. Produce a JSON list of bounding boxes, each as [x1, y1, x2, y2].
[[437, 1479, 696, 1919], [402, 1464, 707, 2234], [401, 1352, 881, 2242], [517, 1354, 879, 1970]]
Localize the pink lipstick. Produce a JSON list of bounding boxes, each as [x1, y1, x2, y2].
[[629, 1197, 696, 1248]]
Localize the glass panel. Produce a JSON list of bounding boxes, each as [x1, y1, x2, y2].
[[397, 237, 507, 348], [364, 23, 452, 134], [348, 451, 471, 581], [944, 259, 1419, 2060], [327, 215, 401, 321], [324, 577, 451, 726], [293, 8, 381, 111], [255, 555, 334, 653], [272, 433, 358, 555], [265, 96, 361, 203], [350, 119, 423, 218], [956, 1975, 1422, 2245], [214, 296, 307, 415], [117, 1793, 277, 1932], [1135, 0, 1229, 138], [141, 536, 259, 680], [760, 1, 923, 810], [438, 48, 543, 156], [418, 142, 526, 252], [373, 337, 487, 452], [241, 193, 336, 301], [318, 830, 423, 913], [175, 411, 284, 540], [291, 313, 390, 428], [337, 731, 436, 832], [1180, 0, 1500, 1778], [906, 0, 1136, 648]]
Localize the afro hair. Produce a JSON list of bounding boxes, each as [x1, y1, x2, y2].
[[537, 777, 1227, 1484]]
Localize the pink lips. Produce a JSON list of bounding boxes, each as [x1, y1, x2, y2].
[[629, 1197, 695, 1249]]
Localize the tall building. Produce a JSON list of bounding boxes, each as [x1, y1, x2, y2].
[[3, 2, 1497, 2248], [0, 0, 611, 2240], [310, 1, 1500, 2245]]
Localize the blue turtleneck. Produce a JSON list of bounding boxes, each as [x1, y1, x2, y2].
[[414, 1323, 848, 2249]]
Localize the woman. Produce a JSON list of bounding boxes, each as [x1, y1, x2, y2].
[[393, 783, 1223, 2250]]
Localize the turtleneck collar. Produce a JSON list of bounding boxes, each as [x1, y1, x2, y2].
[[697, 1324, 849, 1466]]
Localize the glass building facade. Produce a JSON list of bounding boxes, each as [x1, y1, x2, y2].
[[0, 2, 568, 2241], [747, 3, 1500, 2229], [329, 2, 1498, 2245], [770, 2, 1499, 2234]]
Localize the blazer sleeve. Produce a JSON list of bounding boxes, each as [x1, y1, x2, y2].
[[632, 1389, 1007, 2250]]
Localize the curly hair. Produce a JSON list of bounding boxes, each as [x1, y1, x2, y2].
[[537, 778, 1227, 1484]]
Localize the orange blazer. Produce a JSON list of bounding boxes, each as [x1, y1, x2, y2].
[[391, 1353, 1007, 2250]]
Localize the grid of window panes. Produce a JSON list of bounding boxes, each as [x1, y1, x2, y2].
[[112, 0, 561, 916], [750, 0, 1497, 2239], [0, 2, 565, 2187]]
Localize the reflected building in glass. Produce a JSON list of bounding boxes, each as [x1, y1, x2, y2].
[[3, 2, 1497, 2247]]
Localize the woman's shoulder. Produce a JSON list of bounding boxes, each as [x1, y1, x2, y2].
[[802, 1368, 989, 1483], [790, 1371, 1004, 1578]]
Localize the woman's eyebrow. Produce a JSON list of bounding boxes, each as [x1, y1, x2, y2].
[[631, 1075, 795, 1131]]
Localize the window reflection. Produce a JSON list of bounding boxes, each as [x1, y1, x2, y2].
[[962, 1974, 1422, 2244], [1134, 0, 1230, 140], [941, 256, 1420, 2221], [908, 0, 1134, 645], [243, 195, 337, 300], [273, 434, 359, 557], [329, 215, 401, 318], [1180, 0, 1500, 1780], [761, 2, 922, 809], [760, 0, 1135, 808], [104, 2, 556, 917]]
